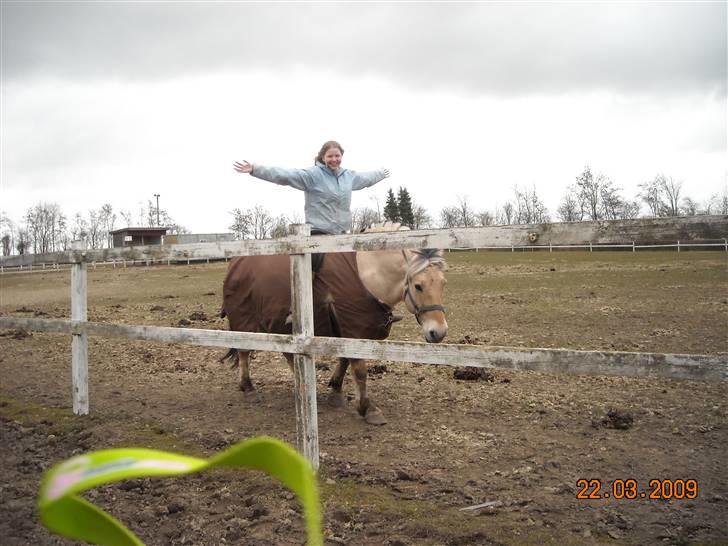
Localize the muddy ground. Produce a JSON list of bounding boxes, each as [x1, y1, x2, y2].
[[1, 251, 726, 545]]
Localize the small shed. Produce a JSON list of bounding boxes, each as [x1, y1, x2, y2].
[[110, 227, 168, 248]]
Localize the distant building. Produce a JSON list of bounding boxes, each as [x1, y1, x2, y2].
[[164, 233, 235, 244], [110, 227, 168, 248]]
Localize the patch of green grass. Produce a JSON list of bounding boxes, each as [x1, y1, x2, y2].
[[0, 393, 204, 457], [0, 394, 77, 434], [320, 477, 600, 545]]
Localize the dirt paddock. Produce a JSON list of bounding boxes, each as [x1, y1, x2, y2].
[[1, 251, 726, 545]]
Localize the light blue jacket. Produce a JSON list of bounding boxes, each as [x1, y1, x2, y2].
[[251, 162, 388, 234]]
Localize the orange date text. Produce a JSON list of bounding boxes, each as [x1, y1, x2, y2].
[[575, 478, 698, 500]]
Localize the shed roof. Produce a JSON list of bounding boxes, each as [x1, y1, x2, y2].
[[109, 227, 168, 235]]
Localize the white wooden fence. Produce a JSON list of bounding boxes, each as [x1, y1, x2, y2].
[[1, 217, 727, 470]]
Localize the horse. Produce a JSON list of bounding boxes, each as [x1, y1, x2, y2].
[[219, 223, 448, 425]]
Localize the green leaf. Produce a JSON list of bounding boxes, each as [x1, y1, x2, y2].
[[38, 436, 322, 546]]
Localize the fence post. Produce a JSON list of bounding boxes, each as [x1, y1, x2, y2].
[[71, 240, 89, 415], [677, 240, 680, 253], [632, 241, 635, 253], [725, 239, 727, 252], [289, 224, 319, 470]]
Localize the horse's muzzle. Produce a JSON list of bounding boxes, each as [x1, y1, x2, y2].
[[423, 319, 448, 343]]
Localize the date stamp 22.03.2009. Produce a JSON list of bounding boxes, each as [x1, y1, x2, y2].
[[576, 478, 698, 500]]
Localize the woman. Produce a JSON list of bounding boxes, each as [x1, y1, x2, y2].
[[233, 140, 389, 235]]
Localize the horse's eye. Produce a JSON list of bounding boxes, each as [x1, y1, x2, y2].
[[414, 283, 423, 292]]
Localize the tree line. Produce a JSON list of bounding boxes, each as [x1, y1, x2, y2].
[[2, 167, 726, 255], [0, 200, 187, 256]]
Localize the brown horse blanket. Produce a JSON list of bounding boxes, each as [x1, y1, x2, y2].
[[223, 252, 394, 340]]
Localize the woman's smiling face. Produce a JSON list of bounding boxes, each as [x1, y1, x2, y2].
[[323, 147, 342, 171]]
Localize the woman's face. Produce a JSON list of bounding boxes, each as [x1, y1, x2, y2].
[[323, 147, 342, 171]]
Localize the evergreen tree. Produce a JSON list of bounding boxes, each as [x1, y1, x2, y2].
[[383, 188, 400, 222], [397, 187, 415, 228]]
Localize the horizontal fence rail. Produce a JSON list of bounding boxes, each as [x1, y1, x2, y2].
[[1, 317, 726, 383], [2, 216, 726, 268], [3, 240, 728, 274]]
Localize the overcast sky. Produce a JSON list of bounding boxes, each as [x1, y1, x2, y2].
[[2, 1, 726, 233]]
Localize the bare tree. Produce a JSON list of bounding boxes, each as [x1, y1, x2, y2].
[[575, 166, 616, 220], [98, 204, 116, 248], [351, 207, 381, 232], [120, 210, 133, 228], [1, 234, 10, 256], [573, 166, 630, 221], [681, 197, 699, 216], [229, 208, 252, 239], [0, 212, 15, 256], [16, 229, 29, 254], [476, 210, 495, 226], [600, 184, 624, 220], [638, 176, 667, 217], [249, 205, 273, 239], [25, 202, 66, 253], [86, 209, 104, 249], [513, 185, 549, 224], [412, 204, 432, 229], [269, 214, 291, 238], [70, 213, 89, 245], [556, 193, 583, 222], [456, 195, 476, 227], [706, 191, 728, 215], [620, 200, 642, 219], [439, 206, 460, 228], [498, 202, 515, 225], [439, 196, 476, 227], [658, 175, 682, 216]]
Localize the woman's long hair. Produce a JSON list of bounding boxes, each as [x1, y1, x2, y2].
[[314, 141, 344, 165]]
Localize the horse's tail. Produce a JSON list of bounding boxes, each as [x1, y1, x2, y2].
[[219, 348, 238, 368]]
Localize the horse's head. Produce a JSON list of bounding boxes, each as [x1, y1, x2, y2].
[[403, 249, 448, 343]]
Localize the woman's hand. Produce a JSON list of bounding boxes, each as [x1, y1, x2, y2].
[[233, 160, 253, 174], [382, 168, 390, 178]]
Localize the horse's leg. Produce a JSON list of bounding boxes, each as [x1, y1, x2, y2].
[[349, 359, 386, 425], [237, 350, 255, 393], [327, 358, 349, 408]]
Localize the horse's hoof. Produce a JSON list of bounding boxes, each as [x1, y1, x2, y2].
[[365, 408, 387, 426], [328, 391, 345, 408], [240, 383, 256, 394]]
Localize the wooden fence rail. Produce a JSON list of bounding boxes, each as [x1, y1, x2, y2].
[[2, 217, 728, 469], [1, 316, 725, 383], [2, 216, 726, 268]]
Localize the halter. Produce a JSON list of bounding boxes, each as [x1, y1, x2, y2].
[[401, 250, 446, 325]]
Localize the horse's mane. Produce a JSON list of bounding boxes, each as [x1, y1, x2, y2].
[[408, 248, 447, 275], [361, 222, 446, 273]]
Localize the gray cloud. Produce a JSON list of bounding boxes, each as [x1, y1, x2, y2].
[[2, 2, 725, 96]]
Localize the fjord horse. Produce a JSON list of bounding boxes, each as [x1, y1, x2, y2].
[[220, 229, 448, 425]]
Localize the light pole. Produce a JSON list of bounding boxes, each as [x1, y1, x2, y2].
[[153, 194, 160, 226]]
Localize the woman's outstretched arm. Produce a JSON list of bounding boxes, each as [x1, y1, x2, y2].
[[233, 160, 312, 191], [351, 168, 390, 191]]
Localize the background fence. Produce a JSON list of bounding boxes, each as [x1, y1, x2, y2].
[[2, 216, 727, 468], [3, 239, 727, 275]]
